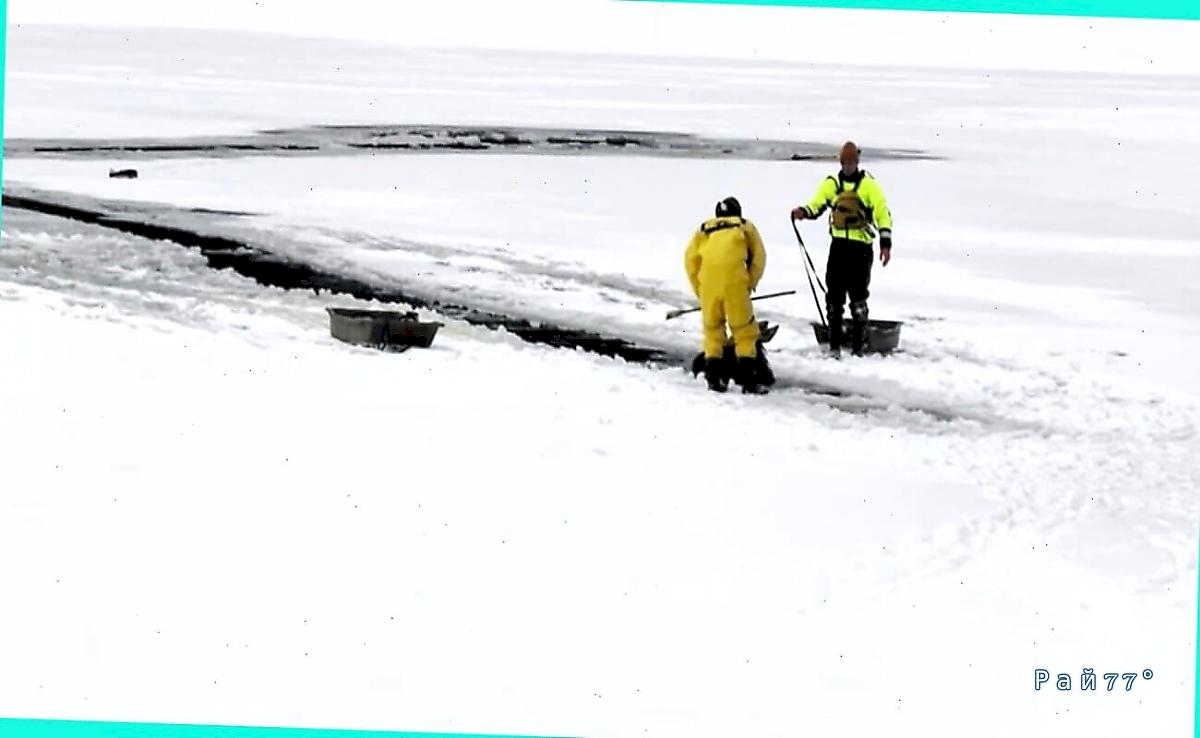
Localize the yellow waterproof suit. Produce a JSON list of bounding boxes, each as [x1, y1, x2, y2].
[[684, 216, 767, 359]]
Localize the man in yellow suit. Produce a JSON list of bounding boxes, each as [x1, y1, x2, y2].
[[684, 196, 768, 394], [791, 141, 893, 357]]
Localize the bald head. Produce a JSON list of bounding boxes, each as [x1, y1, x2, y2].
[[839, 141, 860, 176]]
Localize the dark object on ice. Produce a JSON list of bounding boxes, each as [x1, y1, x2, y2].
[[326, 307, 442, 351], [691, 320, 777, 393], [810, 319, 902, 354], [108, 168, 138, 179]]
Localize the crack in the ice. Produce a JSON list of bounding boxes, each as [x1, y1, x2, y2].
[[2, 192, 680, 365], [6, 123, 942, 163]]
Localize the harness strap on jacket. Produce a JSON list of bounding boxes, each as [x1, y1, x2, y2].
[[700, 217, 745, 235]]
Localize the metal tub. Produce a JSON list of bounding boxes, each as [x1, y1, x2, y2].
[[810, 319, 903, 354], [327, 307, 442, 349]]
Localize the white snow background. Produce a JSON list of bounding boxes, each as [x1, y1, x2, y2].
[[2, 13, 1199, 738]]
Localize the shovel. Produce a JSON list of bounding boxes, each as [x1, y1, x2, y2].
[[665, 289, 797, 321]]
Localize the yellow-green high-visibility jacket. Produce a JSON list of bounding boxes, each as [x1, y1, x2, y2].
[[804, 170, 893, 246]]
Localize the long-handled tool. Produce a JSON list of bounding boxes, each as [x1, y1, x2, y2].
[[792, 218, 828, 327], [665, 289, 797, 321]]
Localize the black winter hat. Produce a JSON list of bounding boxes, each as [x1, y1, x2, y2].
[[715, 196, 742, 218]]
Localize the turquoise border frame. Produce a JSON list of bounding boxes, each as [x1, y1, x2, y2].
[[620, 0, 1200, 20], [0, 721, 570, 738], [0, 2, 1196, 735], [1, 0, 7, 233]]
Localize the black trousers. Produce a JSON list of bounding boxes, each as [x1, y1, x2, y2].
[[825, 238, 874, 351]]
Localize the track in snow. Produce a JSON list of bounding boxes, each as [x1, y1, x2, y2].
[[2, 188, 1023, 426]]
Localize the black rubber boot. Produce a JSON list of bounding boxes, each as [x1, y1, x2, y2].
[[755, 344, 776, 387], [827, 316, 844, 358], [737, 357, 769, 395], [850, 300, 869, 356], [828, 316, 844, 351], [850, 320, 868, 356], [704, 357, 729, 393]]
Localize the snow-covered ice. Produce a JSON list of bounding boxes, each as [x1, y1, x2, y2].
[[3, 23, 1199, 738]]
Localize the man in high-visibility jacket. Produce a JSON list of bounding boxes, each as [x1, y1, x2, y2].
[[791, 141, 893, 356], [684, 196, 768, 394]]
